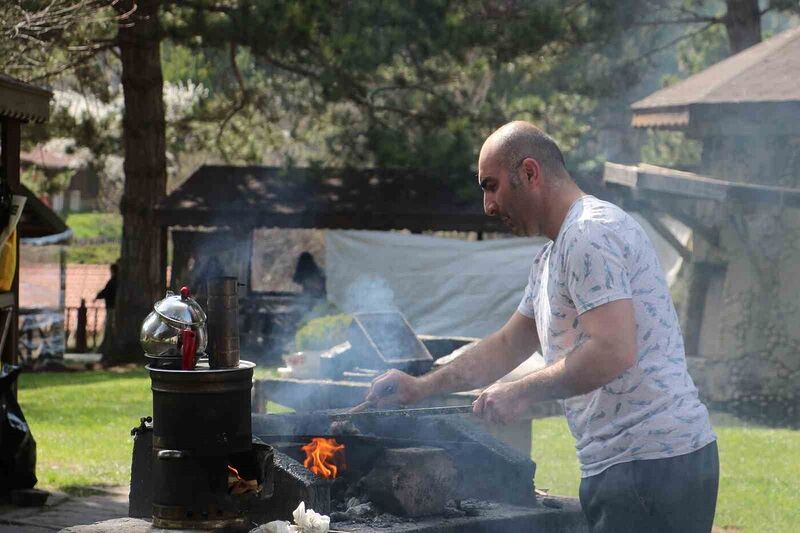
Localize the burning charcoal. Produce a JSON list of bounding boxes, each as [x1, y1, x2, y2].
[[362, 447, 458, 517], [228, 465, 259, 496], [301, 437, 347, 479]]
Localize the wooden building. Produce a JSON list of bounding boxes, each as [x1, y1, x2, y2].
[[0, 74, 70, 366], [605, 25, 800, 424]]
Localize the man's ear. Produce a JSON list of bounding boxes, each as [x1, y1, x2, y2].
[[522, 157, 542, 186]]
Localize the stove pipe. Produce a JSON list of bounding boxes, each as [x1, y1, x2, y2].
[[206, 276, 240, 369]]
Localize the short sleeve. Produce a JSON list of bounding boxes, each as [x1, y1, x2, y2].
[[564, 222, 632, 315], [517, 280, 536, 318], [517, 247, 547, 319]]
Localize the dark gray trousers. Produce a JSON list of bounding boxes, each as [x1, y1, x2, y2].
[[579, 441, 719, 533]]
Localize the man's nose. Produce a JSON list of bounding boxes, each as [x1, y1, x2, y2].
[[484, 194, 497, 216]]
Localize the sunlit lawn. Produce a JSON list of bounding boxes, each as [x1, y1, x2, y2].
[[17, 368, 800, 531], [532, 414, 800, 532]]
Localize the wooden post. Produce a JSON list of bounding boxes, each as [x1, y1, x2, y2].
[[0, 117, 20, 366], [76, 299, 88, 353]]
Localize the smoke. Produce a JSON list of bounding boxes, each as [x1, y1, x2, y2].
[[341, 275, 397, 314]]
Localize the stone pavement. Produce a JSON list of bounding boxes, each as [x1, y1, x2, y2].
[[0, 486, 128, 532]]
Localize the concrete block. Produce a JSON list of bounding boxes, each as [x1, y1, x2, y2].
[[362, 447, 458, 517]]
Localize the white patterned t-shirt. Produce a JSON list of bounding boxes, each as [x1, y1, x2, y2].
[[517, 195, 716, 477]]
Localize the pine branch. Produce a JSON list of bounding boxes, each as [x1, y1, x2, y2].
[[216, 42, 250, 163], [27, 46, 113, 82], [627, 20, 717, 65], [636, 16, 721, 26]]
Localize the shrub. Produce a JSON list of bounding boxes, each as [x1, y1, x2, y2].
[[294, 313, 352, 351]]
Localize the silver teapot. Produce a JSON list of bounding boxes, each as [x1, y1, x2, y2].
[[140, 287, 208, 360]]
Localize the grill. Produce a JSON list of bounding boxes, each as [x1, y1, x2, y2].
[[129, 303, 586, 531]]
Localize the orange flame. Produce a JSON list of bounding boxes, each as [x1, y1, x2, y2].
[[302, 437, 347, 479]]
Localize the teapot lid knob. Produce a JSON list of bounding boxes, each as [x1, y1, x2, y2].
[[180, 286, 190, 299]]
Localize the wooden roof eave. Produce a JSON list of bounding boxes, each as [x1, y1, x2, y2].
[[0, 75, 52, 123], [631, 106, 690, 130], [17, 183, 70, 238], [154, 206, 507, 234], [603, 162, 800, 208]]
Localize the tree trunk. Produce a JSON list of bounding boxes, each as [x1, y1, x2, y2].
[[724, 0, 761, 54], [105, 0, 167, 363]]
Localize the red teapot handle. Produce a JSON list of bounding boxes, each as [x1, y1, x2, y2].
[[180, 328, 197, 370]]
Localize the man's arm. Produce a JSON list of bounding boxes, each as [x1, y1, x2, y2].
[[366, 311, 540, 407], [96, 282, 110, 301], [473, 298, 636, 424]]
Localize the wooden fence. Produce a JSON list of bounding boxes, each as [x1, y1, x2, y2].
[[64, 301, 105, 352]]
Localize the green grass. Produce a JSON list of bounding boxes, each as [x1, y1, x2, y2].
[[18, 368, 150, 489], [17, 370, 800, 531], [65, 242, 121, 264], [531, 416, 582, 497], [532, 414, 800, 532], [63, 212, 122, 264], [65, 213, 122, 241]]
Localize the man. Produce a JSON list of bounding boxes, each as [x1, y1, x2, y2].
[[365, 121, 718, 532]]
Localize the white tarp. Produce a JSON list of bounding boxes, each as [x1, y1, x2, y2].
[[326, 230, 547, 338], [325, 214, 689, 340]]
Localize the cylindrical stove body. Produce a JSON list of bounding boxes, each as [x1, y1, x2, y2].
[[148, 361, 255, 529], [148, 361, 254, 456], [207, 276, 240, 369], [151, 452, 246, 529]]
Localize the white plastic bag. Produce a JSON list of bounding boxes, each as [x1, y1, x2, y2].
[[292, 501, 330, 532], [250, 520, 291, 533], [250, 502, 330, 533]]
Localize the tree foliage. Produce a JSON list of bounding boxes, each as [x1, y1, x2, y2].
[[3, 0, 799, 359]]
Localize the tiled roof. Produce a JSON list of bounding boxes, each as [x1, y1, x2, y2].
[[633, 25, 800, 111], [20, 263, 111, 332], [631, 25, 800, 130], [21, 145, 84, 170]]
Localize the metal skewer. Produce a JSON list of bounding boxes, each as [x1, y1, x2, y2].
[[331, 405, 474, 420], [347, 383, 396, 413], [347, 400, 374, 414]]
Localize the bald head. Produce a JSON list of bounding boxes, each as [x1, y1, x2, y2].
[[482, 121, 568, 182]]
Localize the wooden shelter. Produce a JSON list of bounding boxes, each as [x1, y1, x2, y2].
[[156, 165, 503, 233], [605, 25, 800, 424], [631, 25, 800, 133], [157, 165, 504, 358], [631, 24, 800, 188], [0, 74, 66, 365]]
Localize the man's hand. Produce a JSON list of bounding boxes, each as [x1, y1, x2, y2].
[[472, 380, 530, 425], [365, 369, 428, 408]]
